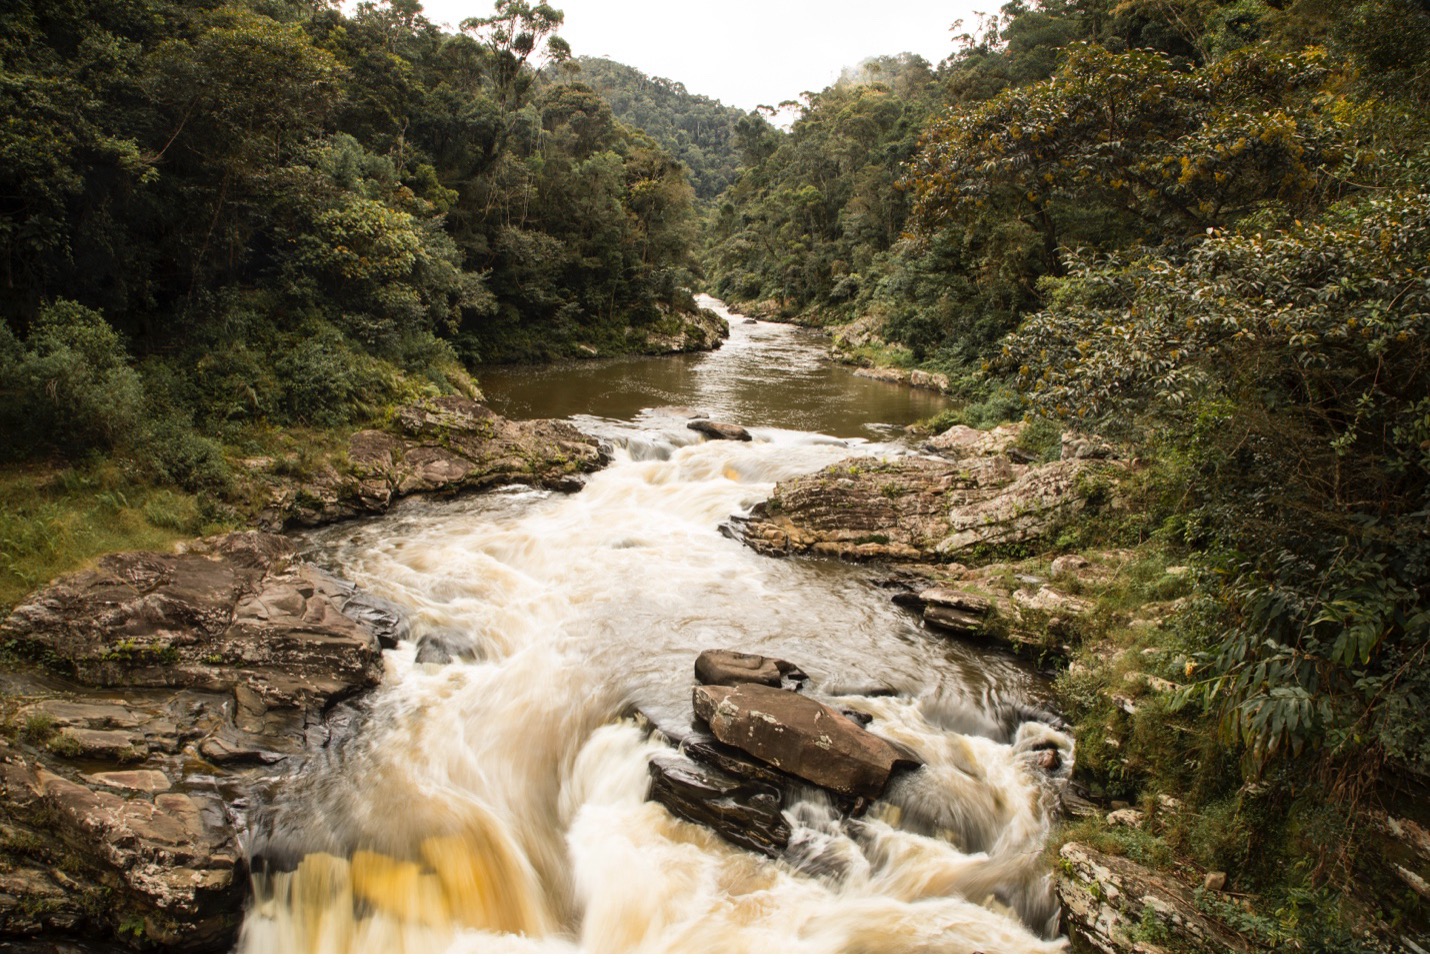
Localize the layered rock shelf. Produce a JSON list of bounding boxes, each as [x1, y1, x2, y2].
[[0, 532, 403, 947], [732, 423, 1122, 564]]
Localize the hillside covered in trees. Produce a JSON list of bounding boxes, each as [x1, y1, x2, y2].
[[706, 0, 1430, 947], [0, 0, 712, 475], [552, 56, 748, 200]]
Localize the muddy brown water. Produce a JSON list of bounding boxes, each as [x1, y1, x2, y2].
[[238, 298, 1072, 952]]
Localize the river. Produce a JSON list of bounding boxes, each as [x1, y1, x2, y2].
[[237, 298, 1072, 953]]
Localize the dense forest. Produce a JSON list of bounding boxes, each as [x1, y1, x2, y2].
[[552, 56, 748, 200], [0, 0, 712, 481], [2, 0, 1429, 949], [707, 0, 1430, 947]]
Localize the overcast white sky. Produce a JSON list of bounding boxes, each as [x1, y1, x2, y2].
[[411, 0, 990, 111]]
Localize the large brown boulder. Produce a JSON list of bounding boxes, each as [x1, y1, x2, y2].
[[0, 531, 398, 948], [687, 419, 753, 442], [694, 649, 805, 688], [692, 684, 919, 799], [259, 396, 606, 528]]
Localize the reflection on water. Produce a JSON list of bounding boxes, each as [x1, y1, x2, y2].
[[237, 300, 1069, 953], [477, 296, 952, 439]]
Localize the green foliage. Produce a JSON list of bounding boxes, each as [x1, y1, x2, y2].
[[704, 54, 941, 323], [557, 57, 747, 200], [0, 301, 145, 457]]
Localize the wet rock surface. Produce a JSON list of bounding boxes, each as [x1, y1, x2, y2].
[[687, 419, 753, 442], [0, 531, 400, 948], [648, 755, 790, 857], [693, 684, 919, 799], [648, 650, 931, 859], [259, 395, 606, 529], [694, 649, 805, 688]]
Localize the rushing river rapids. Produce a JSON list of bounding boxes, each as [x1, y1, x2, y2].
[[237, 301, 1074, 952]]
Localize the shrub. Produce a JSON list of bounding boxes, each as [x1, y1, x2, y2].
[[0, 301, 145, 458]]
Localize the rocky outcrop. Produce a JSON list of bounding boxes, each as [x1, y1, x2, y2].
[[627, 304, 729, 354], [1057, 842, 1250, 952], [648, 754, 790, 857], [694, 649, 804, 688], [257, 396, 606, 529], [687, 419, 753, 442], [693, 684, 920, 799], [0, 531, 398, 948], [647, 651, 927, 860], [850, 366, 951, 393], [735, 451, 1120, 563]]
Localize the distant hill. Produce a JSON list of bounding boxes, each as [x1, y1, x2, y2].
[[554, 57, 748, 200]]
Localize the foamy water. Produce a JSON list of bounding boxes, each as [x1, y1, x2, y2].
[[237, 304, 1072, 953]]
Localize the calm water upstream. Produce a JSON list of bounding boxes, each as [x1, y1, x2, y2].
[[237, 298, 1072, 952]]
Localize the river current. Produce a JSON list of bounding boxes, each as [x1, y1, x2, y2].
[[237, 299, 1072, 952]]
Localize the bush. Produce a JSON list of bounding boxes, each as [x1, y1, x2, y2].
[[0, 301, 145, 458]]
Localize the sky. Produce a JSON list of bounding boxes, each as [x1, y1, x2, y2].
[[410, 0, 990, 111]]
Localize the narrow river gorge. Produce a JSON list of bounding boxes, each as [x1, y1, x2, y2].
[[237, 300, 1074, 953]]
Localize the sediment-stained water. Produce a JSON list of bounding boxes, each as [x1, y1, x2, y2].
[[237, 300, 1073, 953]]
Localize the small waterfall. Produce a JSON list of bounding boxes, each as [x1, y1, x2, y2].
[[237, 306, 1071, 953]]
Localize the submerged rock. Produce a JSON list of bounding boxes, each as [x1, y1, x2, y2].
[[0, 531, 400, 948], [694, 649, 806, 688], [647, 754, 790, 857], [692, 684, 920, 799], [687, 419, 753, 442], [918, 588, 994, 636]]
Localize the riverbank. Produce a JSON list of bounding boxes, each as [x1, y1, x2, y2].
[[0, 397, 613, 948], [3, 309, 1424, 951], [734, 414, 1429, 951]]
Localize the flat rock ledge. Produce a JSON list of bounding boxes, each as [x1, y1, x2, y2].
[[258, 395, 607, 529], [733, 435, 1123, 563], [0, 531, 401, 948]]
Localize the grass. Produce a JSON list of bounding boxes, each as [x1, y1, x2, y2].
[[0, 462, 215, 616], [0, 415, 393, 618]]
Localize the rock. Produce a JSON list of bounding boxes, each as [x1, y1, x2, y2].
[[1107, 808, 1146, 828], [0, 531, 400, 948], [260, 396, 606, 529], [937, 459, 1111, 555], [852, 367, 909, 385], [647, 754, 789, 857], [1061, 430, 1120, 461], [908, 369, 950, 393], [927, 423, 1021, 458], [413, 630, 483, 666], [735, 449, 1119, 563], [693, 649, 805, 688], [692, 684, 920, 799], [687, 419, 753, 442], [1057, 842, 1250, 952], [918, 588, 994, 636], [1012, 585, 1093, 619], [1050, 555, 1091, 578], [84, 770, 173, 792], [1203, 871, 1227, 892]]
